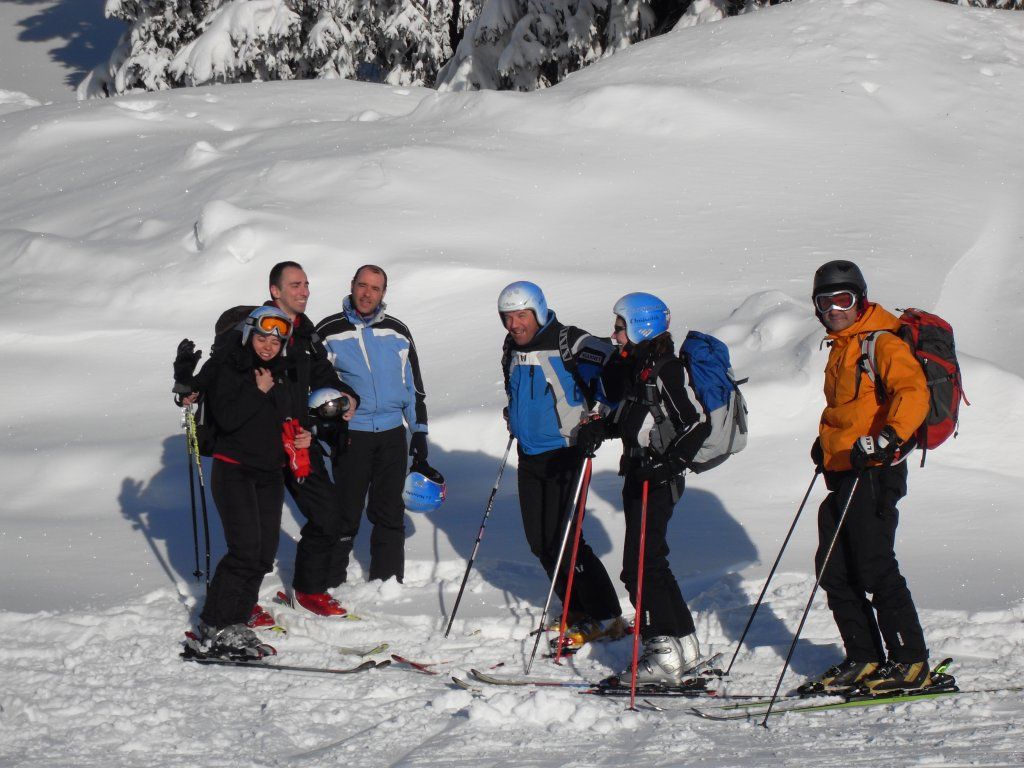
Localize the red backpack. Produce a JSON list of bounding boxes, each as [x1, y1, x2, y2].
[[859, 308, 969, 465]]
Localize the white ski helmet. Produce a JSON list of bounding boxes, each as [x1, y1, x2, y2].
[[497, 281, 549, 326], [309, 388, 351, 419], [241, 306, 293, 346]]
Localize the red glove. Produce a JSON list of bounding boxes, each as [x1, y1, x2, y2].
[[282, 419, 311, 481]]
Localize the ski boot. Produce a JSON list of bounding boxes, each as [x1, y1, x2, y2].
[[796, 659, 879, 696], [549, 615, 630, 654], [292, 590, 349, 617], [247, 604, 278, 630], [184, 621, 276, 661], [602, 633, 702, 689], [856, 660, 931, 695]]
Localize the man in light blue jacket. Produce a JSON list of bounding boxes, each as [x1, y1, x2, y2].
[[316, 265, 430, 583]]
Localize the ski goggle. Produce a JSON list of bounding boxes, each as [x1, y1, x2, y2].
[[813, 290, 858, 313], [313, 396, 349, 419], [252, 314, 292, 339]]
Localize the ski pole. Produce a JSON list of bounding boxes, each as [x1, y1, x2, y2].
[[553, 457, 593, 663], [760, 473, 861, 726], [182, 409, 202, 582], [525, 457, 590, 675], [628, 479, 651, 711], [443, 436, 514, 638], [724, 468, 821, 676], [185, 405, 212, 590]]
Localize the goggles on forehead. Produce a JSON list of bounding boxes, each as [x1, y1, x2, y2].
[[814, 290, 858, 313], [253, 314, 292, 339]]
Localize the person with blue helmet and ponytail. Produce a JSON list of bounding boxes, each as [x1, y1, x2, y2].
[[601, 292, 711, 688], [498, 281, 627, 653]]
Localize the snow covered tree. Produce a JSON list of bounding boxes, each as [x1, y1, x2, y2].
[[377, 0, 454, 84], [948, 0, 1024, 7], [435, 0, 784, 91], [80, 0, 453, 97]]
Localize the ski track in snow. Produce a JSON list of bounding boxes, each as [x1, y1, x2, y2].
[[2, 0, 1024, 765]]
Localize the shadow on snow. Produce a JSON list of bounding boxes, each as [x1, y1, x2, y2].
[[12, 0, 123, 89], [120, 435, 835, 674]]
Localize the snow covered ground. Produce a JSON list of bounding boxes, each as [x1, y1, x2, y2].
[[1, 0, 1023, 765]]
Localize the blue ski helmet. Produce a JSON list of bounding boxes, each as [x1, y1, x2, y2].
[[497, 281, 549, 326], [241, 306, 293, 346], [613, 293, 671, 345], [402, 465, 446, 513], [309, 388, 350, 419]]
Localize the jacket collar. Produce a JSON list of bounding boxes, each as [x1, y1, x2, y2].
[[343, 295, 387, 327]]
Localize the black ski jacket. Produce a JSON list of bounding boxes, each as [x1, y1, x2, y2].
[[207, 344, 298, 472], [609, 345, 710, 467]]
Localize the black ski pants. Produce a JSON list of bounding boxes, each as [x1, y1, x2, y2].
[[620, 472, 696, 641], [286, 441, 348, 594], [332, 426, 408, 583], [517, 447, 622, 622], [201, 460, 283, 628], [817, 462, 928, 664]]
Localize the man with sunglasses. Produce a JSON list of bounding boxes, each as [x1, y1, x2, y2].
[[173, 262, 361, 621], [498, 281, 627, 653], [801, 259, 932, 696]]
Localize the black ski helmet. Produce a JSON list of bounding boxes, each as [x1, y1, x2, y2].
[[812, 260, 867, 297]]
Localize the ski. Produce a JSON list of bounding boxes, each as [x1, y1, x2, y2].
[[389, 654, 449, 675], [338, 642, 389, 657], [182, 655, 388, 676], [467, 653, 726, 692], [450, 675, 482, 693], [469, 668, 591, 688], [275, 590, 362, 620], [585, 677, 711, 698], [690, 659, 962, 720], [689, 683, 960, 720]]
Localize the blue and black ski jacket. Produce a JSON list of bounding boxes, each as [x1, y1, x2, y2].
[[502, 313, 614, 456], [316, 296, 428, 435]]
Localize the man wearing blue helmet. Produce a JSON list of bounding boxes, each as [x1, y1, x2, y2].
[[498, 281, 627, 652], [601, 292, 711, 688]]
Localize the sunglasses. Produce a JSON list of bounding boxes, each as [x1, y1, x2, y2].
[[254, 314, 292, 338], [814, 290, 858, 313], [613, 322, 627, 333]]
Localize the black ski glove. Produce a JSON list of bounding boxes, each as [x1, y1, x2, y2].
[[810, 438, 824, 470], [634, 450, 685, 486], [850, 425, 899, 470], [174, 339, 202, 385], [409, 431, 429, 462], [411, 458, 445, 485], [576, 417, 606, 458]]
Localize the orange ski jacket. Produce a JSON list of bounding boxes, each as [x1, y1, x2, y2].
[[819, 303, 929, 472]]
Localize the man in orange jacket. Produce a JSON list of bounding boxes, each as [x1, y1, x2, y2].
[[800, 260, 933, 696]]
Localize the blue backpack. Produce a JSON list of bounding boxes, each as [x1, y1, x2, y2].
[[679, 331, 749, 473]]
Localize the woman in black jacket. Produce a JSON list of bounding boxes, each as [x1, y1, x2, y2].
[[605, 293, 711, 687], [190, 306, 310, 659]]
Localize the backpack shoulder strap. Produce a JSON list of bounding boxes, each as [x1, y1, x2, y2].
[[558, 326, 597, 410], [640, 356, 674, 424], [857, 329, 892, 402]]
